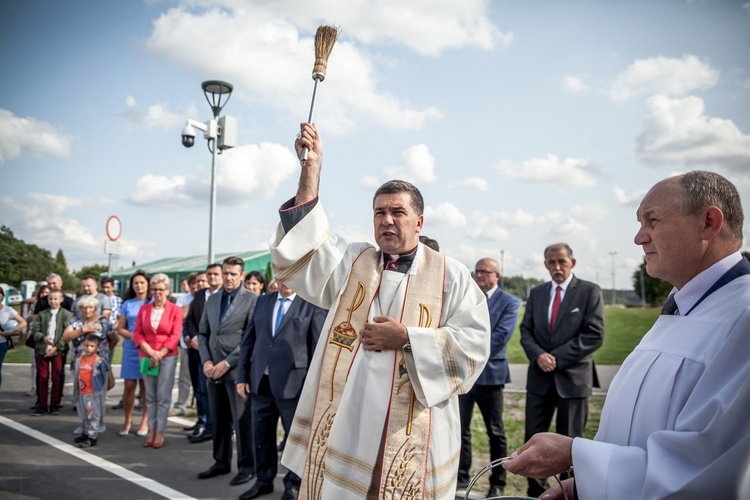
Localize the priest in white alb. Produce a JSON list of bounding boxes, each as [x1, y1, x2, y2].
[[269, 123, 491, 500], [504, 170, 750, 499]]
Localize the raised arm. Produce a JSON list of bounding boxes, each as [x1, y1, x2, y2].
[[293, 122, 323, 205]]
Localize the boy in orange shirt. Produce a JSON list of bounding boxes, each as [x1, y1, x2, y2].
[[74, 334, 108, 448]]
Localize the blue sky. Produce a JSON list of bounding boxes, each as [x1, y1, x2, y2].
[[1, 0, 749, 290]]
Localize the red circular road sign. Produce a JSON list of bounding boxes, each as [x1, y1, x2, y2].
[[106, 215, 122, 241]]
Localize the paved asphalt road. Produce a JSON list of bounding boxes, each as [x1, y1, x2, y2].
[[0, 362, 619, 499]]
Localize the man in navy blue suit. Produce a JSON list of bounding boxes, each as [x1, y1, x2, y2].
[[236, 281, 327, 500], [457, 257, 520, 498]]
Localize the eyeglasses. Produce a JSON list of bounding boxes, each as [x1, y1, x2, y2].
[[474, 270, 496, 276], [151, 287, 168, 293]]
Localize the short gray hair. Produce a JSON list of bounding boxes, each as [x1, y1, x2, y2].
[[544, 243, 574, 260], [679, 171, 744, 243], [77, 295, 100, 309]]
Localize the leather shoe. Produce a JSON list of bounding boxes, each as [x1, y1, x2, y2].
[[486, 485, 504, 498], [239, 481, 273, 499], [189, 429, 213, 443], [183, 423, 199, 432], [229, 472, 254, 486], [281, 487, 299, 500], [197, 464, 231, 479]]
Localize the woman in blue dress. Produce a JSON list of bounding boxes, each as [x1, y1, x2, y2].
[[115, 270, 151, 436]]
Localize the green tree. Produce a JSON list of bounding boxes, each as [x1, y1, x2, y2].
[[265, 261, 274, 286], [499, 275, 544, 300], [0, 225, 61, 286], [631, 258, 672, 306], [75, 264, 109, 279]]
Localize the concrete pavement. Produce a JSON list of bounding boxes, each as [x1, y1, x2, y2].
[[0, 362, 619, 499]]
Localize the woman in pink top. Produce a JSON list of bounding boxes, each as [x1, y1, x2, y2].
[[133, 273, 182, 448]]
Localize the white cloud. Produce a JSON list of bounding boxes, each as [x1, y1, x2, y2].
[[239, 0, 513, 57], [145, 4, 447, 134], [608, 55, 719, 101], [636, 95, 750, 171], [561, 75, 588, 94], [358, 176, 381, 189], [450, 177, 488, 191], [383, 144, 437, 183], [490, 209, 540, 227], [496, 155, 598, 188], [129, 142, 299, 208], [122, 96, 185, 130], [0, 193, 129, 271], [27, 193, 110, 213], [424, 202, 466, 228], [613, 187, 648, 206], [0, 109, 72, 166], [571, 201, 607, 222], [539, 211, 594, 242]]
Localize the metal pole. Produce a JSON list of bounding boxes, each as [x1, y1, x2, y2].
[[208, 120, 218, 266]]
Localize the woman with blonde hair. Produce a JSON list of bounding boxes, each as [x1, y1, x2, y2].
[[133, 273, 182, 448]]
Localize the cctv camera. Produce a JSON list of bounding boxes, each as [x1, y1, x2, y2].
[[181, 124, 196, 148]]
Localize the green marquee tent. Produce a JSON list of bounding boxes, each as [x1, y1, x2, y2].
[[109, 250, 272, 293]]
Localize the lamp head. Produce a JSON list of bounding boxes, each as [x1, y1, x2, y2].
[[202, 80, 233, 118]]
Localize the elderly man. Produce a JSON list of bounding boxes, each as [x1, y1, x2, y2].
[[504, 170, 750, 499], [270, 123, 490, 499]]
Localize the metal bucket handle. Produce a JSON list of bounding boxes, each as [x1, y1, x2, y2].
[[463, 457, 568, 500]]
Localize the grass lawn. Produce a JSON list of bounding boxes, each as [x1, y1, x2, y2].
[[507, 306, 660, 364], [465, 393, 604, 497]]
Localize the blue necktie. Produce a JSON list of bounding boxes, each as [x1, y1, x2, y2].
[[274, 298, 288, 336]]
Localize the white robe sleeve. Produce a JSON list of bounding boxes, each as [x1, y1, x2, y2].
[[404, 257, 491, 408], [573, 290, 750, 500]]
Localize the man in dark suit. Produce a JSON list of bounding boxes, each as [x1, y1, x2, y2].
[[236, 281, 326, 500], [197, 256, 258, 487], [457, 258, 519, 498], [520, 243, 604, 497], [184, 266, 221, 442]]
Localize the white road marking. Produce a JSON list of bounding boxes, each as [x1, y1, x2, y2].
[[0, 415, 197, 500]]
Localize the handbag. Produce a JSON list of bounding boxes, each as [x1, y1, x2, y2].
[[107, 369, 116, 391]]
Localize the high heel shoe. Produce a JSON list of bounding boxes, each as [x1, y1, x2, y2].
[[152, 439, 165, 449], [118, 426, 131, 436], [136, 429, 149, 437], [143, 439, 154, 447]]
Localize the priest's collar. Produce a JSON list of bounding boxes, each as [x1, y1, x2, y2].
[[381, 245, 418, 274]]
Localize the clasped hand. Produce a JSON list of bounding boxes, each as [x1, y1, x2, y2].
[[359, 316, 408, 351]]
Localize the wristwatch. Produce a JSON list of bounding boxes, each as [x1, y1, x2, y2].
[[402, 328, 411, 353]]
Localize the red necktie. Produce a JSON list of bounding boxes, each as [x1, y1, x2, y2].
[[550, 285, 562, 331]]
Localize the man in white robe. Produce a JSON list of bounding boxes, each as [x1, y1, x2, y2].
[[504, 170, 750, 499], [269, 123, 491, 500]]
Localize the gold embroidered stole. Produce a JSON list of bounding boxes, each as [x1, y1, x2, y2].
[[377, 248, 444, 499], [298, 246, 445, 500]]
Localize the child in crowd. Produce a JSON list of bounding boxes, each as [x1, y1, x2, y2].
[[74, 334, 108, 448], [31, 290, 72, 415]]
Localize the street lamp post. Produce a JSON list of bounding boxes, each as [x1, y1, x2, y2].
[[609, 251, 617, 306], [181, 80, 237, 265]]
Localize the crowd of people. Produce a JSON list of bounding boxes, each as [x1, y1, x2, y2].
[[1, 123, 748, 499]]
